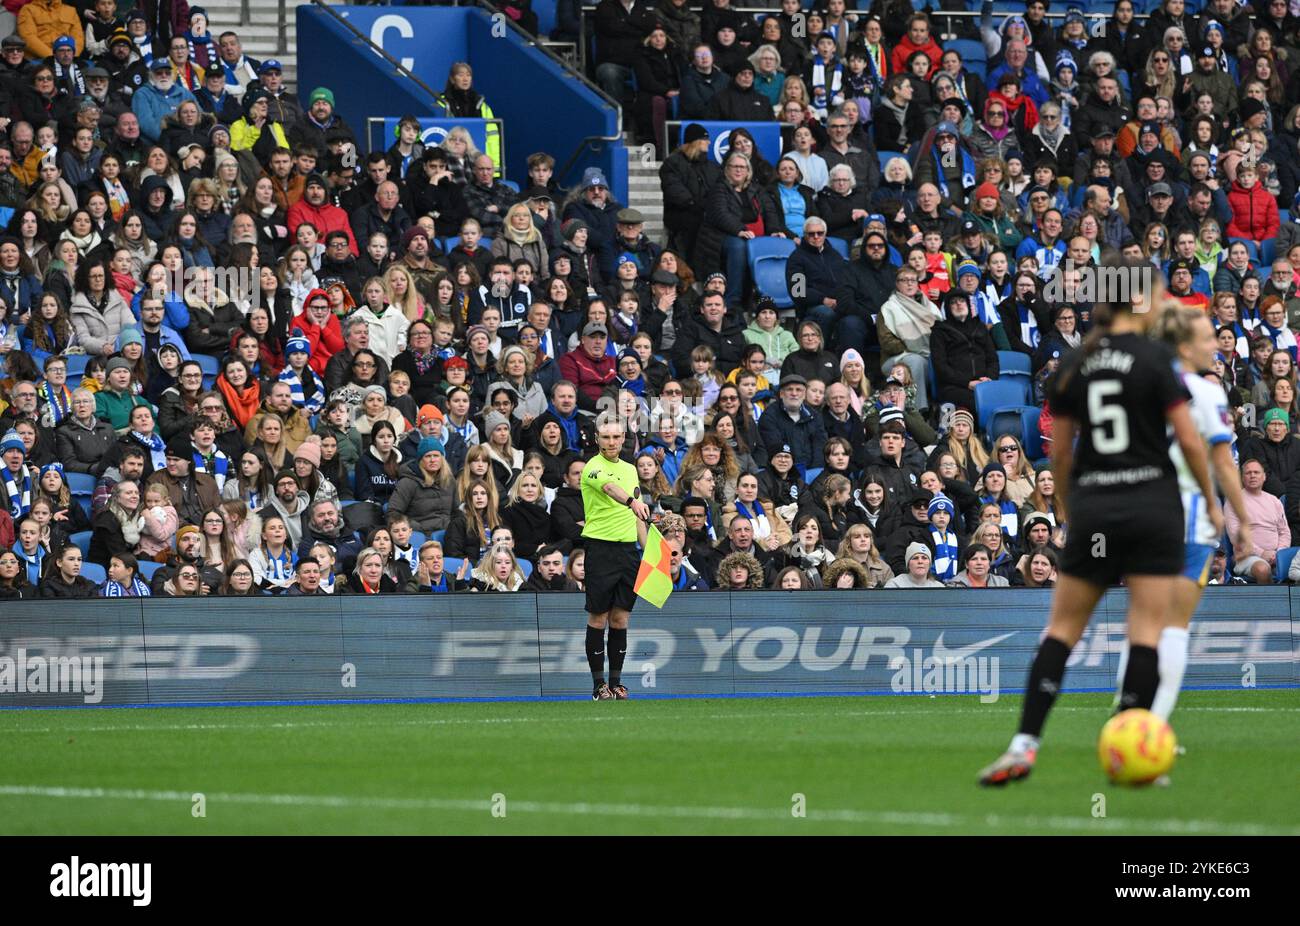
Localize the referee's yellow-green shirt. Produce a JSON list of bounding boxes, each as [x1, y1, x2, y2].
[[580, 454, 639, 543]]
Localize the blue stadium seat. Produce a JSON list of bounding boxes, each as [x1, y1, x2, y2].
[[827, 237, 849, 260], [63, 354, 89, 380], [443, 557, 466, 577], [1280, 209, 1290, 224], [440, 236, 461, 253], [803, 467, 823, 484], [138, 560, 164, 580], [1275, 546, 1300, 583], [518, 558, 533, 578], [877, 150, 904, 173], [1021, 406, 1044, 462], [194, 353, 220, 389], [1229, 238, 1260, 262], [80, 562, 105, 585], [479, 237, 493, 251], [501, 180, 520, 194], [428, 530, 446, 544], [69, 530, 92, 558], [998, 371, 1032, 400], [67, 472, 97, 497], [997, 351, 1031, 377], [1260, 239, 1277, 266], [948, 39, 985, 69], [974, 379, 1035, 439], [748, 237, 796, 309]]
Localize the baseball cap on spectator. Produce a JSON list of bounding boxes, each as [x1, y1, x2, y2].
[[580, 168, 608, 190], [524, 186, 553, 203], [935, 121, 959, 138], [941, 97, 967, 116], [294, 437, 323, 468], [883, 376, 905, 389], [258, 59, 283, 74], [960, 218, 980, 235], [581, 322, 608, 338], [866, 213, 886, 227], [149, 58, 173, 71], [1091, 124, 1116, 138], [684, 123, 709, 144], [417, 404, 443, 425], [1147, 182, 1173, 199]]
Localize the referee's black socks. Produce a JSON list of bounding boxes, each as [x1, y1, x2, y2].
[[608, 627, 627, 688], [586, 625, 606, 686], [1117, 644, 1159, 712], [1018, 636, 1071, 738]]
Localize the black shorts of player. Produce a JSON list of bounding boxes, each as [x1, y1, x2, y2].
[[1059, 481, 1184, 587], [584, 538, 641, 615]]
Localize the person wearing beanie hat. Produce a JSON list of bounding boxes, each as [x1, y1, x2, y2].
[[116, 327, 144, 350], [294, 435, 323, 470], [230, 86, 290, 159], [290, 84, 356, 154], [278, 330, 327, 415], [926, 493, 961, 582], [1, 428, 32, 519], [416, 436, 445, 459], [884, 541, 944, 588], [387, 428, 456, 534]]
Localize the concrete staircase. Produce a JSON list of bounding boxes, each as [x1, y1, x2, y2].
[[196, 0, 327, 90], [625, 133, 665, 246]]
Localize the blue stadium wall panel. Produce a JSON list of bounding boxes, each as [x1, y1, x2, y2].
[[0, 591, 1295, 708], [296, 6, 625, 202]]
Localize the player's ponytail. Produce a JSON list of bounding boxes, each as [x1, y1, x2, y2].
[[1150, 305, 1202, 351], [1056, 257, 1154, 393]]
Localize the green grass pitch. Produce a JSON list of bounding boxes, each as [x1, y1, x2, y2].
[[1, 690, 1297, 835]]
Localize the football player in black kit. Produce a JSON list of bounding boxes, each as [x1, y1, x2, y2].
[[979, 261, 1223, 786]]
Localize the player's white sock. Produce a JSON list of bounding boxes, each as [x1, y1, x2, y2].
[[1151, 627, 1190, 721], [1009, 733, 1039, 755], [1113, 641, 1130, 710]]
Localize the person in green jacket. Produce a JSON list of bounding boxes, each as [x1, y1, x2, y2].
[[743, 298, 798, 381], [964, 181, 1023, 253], [94, 358, 152, 432]]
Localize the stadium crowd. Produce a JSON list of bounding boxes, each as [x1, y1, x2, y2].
[[1, 0, 1300, 599]]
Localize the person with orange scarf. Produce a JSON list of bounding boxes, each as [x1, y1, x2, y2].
[[290, 288, 344, 376], [215, 356, 261, 429]]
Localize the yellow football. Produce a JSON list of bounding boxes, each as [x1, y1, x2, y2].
[[1098, 709, 1177, 785]]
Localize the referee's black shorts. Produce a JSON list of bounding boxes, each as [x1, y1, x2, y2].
[[584, 538, 640, 615], [1059, 482, 1184, 587]]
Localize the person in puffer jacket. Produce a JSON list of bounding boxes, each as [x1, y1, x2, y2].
[[1225, 163, 1280, 248], [387, 436, 458, 534]]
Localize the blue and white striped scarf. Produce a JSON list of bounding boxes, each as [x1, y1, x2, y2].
[[39, 382, 73, 426], [100, 576, 152, 597], [2, 465, 32, 519], [193, 449, 230, 492], [132, 431, 167, 472], [393, 543, 417, 571], [13, 542, 44, 585], [278, 365, 326, 415], [262, 547, 297, 584], [930, 528, 959, 582]]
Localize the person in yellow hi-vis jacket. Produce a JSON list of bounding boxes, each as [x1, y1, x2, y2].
[[229, 88, 288, 162], [438, 62, 501, 177]]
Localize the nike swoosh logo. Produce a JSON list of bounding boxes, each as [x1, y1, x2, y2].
[[931, 632, 1015, 662]]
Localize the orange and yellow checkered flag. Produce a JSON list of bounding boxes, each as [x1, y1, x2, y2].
[[633, 524, 673, 608]]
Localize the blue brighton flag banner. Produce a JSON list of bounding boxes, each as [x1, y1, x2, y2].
[[680, 121, 783, 166], [377, 117, 491, 154]]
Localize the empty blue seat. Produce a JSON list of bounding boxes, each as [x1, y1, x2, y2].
[[948, 38, 985, 68], [748, 237, 797, 309], [194, 353, 219, 388], [69, 530, 92, 558], [518, 558, 533, 578], [877, 150, 904, 173], [826, 237, 849, 260], [974, 379, 1035, 439], [1260, 239, 1277, 266], [998, 371, 1032, 400], [67, 472, 97, 496], [997, 351, 1031, 376], [80, 562, 105, 585], [63, 354, 89, 379], [138, 560, 164, 580], [500, 180, 520, 194], [428, 530, 446, 544], [1021, 406, 1044, 462]]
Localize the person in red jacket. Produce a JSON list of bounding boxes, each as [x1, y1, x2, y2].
[[286, 173, 359, 256], [1225, 163, 1280, 248], [290, 288, 345, 375], [557, 321, 617, 412], [889, 12, 943, 76]]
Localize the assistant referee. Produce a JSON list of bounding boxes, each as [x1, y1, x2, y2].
[[581, 412, 651, 701]]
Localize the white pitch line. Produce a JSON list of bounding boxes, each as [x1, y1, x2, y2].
[[0, 784, 1294, 836], [0, 703, 1294, 736], [1, 704, 1295, 736]]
